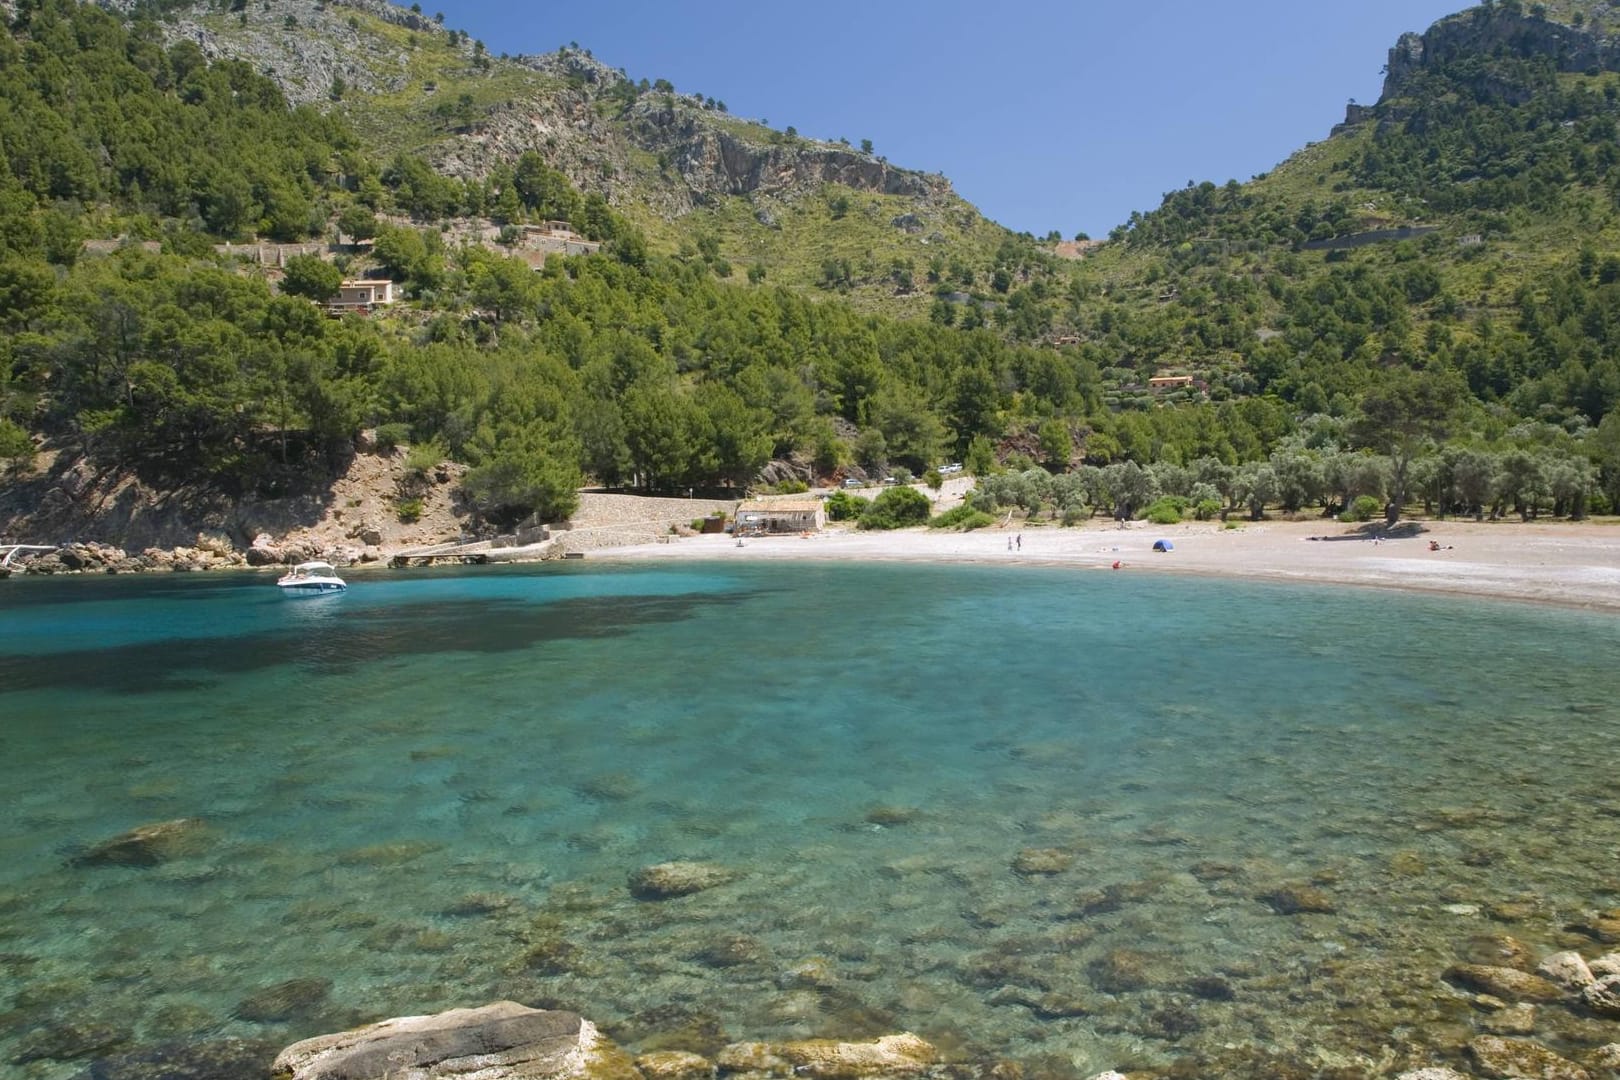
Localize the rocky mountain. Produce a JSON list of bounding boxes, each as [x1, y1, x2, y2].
[[90, 0, 998, 310]]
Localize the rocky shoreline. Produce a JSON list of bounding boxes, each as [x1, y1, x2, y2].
[[4, 532, 386, 577]]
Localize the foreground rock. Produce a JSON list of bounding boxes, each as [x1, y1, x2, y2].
[[271, 1002, 636, 1080], [628, 861, 737, 900], [72, 818, 211, 867]]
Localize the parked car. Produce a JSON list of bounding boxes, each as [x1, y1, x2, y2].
[[939, 463, 964, 475], [842, 477, 864, 488]]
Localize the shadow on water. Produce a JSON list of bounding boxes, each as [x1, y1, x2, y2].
[[0, 589, 754, 694]]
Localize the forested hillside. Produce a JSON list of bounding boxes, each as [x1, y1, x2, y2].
[[4, 0, 1620, 541]]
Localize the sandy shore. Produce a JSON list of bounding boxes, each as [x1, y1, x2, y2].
[[598, 517, 1620, 612]]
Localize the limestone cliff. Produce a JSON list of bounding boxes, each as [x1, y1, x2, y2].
[[1380, 5, 1618, 106]]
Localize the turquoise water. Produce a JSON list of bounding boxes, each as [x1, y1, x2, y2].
[[3, 563, 1620, 1077]]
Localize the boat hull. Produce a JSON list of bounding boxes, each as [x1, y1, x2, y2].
[[277, 581, 346, 595]]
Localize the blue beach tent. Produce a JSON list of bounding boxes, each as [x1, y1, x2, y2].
[[1152, 539, 1174, 552]]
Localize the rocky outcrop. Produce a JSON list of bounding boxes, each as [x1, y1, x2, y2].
[[622, 100, 941, 203], [1383, 9, 1617, 103], [271, 1002, 628, 1080]]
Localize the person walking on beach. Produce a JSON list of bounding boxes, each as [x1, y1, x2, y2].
[[1016, 534, 1022, 551], [1007, 536, 1013, 551]]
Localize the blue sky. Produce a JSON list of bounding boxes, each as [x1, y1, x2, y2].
[[433, 1, 1466, 237]]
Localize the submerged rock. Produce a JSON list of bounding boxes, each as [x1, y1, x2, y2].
[[1571, 911, 1620, 944], [628, 861, 737, 900], [1087, 949, 1155, 994], [233, 978, 332, 1023], [1466, 1035, 1590, 1080], [82, 1037, 278, 1080], [688, 933, 768, 968], [271, 1002, 631, 1080], [73, 819, 210, 868], [863, 806, 920, 827], [1257, 882, 1336, 915], [335, 840, 444, 866], [636, 1050, 716, 1080], [1011, 848, 1073, 876], [714, 1033, 935, 1079], [1445, 964, 1565, 1003], [1461, 934, 1538, 971], [605, 1005, 729, 1057], [1481, 1002, 1538, 1035], [11, 1020, 127, 1063]]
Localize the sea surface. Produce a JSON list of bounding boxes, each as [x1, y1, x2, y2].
[[2, 562, 1619, 1078]]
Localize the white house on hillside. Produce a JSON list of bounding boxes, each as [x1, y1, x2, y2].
[[328, 279, 396, 315]]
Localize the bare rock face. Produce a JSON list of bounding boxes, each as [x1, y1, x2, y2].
[[1466, 1035, 1590, 1080], [627, 861, 737, 900], [271, 1002, 632, 1080], [1445, 964, 1566, 1003], [73, 819, 211, 867]]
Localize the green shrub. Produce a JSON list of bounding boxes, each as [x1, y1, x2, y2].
[[1145, 495, 1188, 525], [773, 479, 809, 494], [396, 497, 425, 523], [1060, 504, 1091, 526], [405, 439, 448, 476], [0, 417, 35, 467], [825, 489, 864, 521], [373, 422, 411, 452], [1194, 498, 1224, 521], [859, 485, 931, 530], [928, 504, 995, 531], [923, 468, 943, 490], [1340, 494, 1382, 523]]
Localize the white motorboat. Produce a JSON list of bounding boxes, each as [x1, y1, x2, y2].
[[276, 560, 347, 595]]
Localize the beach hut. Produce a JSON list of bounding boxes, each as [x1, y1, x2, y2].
[[734, 498, 825, 536], [1152, 539, 1175, 552]]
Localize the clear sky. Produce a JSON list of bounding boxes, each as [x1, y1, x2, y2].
[[431, 1, 1466, 238]]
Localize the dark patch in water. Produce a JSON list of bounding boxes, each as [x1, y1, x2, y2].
[[0, 590, 752, 694]]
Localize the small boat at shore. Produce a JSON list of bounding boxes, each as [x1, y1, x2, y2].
[[276, 561, 347, 595]]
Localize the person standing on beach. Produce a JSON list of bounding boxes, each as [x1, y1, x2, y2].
[[1007, 536, 1013, 551], [1016, 534, 1022, 551]]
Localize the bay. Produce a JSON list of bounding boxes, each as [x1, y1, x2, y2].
[[2, 562, 1617, 1077]]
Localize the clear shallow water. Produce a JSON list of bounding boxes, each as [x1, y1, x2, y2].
[[3, 563, 1620, 1077]]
